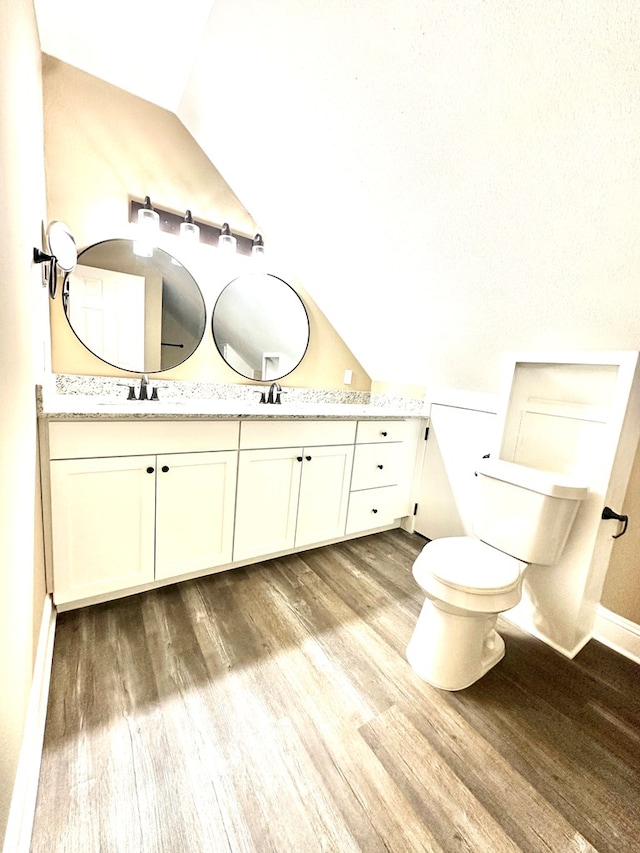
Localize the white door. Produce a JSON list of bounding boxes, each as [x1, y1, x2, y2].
[[50, 455, 156, 605], [69, 264, 146, 370], [155, 451, 237, 581], [295, 444, 354, 547], [415, 403, 497, 539], [234, 447, 303, 560]]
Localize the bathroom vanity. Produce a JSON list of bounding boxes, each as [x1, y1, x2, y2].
[[39, 404, 424, 610]]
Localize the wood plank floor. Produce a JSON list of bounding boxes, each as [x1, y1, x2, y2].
[[31, 530, 640, 852]]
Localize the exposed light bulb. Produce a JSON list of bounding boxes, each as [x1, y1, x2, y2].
[[218, 222, 237, 254], [180, 209, 200, 244], [134, 195, 159, 258], [251, 233, 265, 262]]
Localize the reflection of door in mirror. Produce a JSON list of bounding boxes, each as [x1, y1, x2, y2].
[[69, 265, 146, 372], [66, 240, 206, 373]]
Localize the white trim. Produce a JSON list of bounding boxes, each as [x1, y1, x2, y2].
[[501, 613, 591, 659], [593, 604, 640, 665], [3, 596, 56, 853], [424, 387, 499, 414]]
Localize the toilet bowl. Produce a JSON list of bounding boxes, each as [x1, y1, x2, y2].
[[406, 537, 526, 690], [406, 459, 588, 691]]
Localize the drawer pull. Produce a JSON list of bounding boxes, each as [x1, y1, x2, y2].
[[372, 508, 378, 514], [377, 464, 384, 469], [381, 431, 388, 437], [161, 465, 170, 473], [146, 466, 154, 474]]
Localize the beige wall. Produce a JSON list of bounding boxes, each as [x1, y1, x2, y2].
[[43, 57, 371, 392], [0, 0, 48, 843], [601, 442, 640, 624]]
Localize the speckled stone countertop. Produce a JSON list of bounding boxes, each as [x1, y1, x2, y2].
[[37, 375, 427, 421]]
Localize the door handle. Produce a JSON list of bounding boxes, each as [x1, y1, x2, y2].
[[601, 506, 629, 539]]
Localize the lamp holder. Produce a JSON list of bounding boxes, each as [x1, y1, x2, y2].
[[129, 199, 254, 256], [33, 247, 58, 298]]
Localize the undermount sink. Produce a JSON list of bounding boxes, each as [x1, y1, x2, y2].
[[96, 399, 186, 407]]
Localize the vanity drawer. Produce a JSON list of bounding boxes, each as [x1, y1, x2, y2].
[[351, 443, 402, 490], [239, 419, 356, 449], [346, 486, 402, 534], [48, 420, 240, 459], [356, 420, 410, 444]]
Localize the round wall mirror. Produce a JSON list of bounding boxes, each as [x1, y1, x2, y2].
[[64, 239, 206, 373], [212, 273, 310, 380]]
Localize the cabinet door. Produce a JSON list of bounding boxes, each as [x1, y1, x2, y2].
[[295, 444, 354, 547], [50, 455, 156, 605], [234, 447, 303, 561], [155, 451, 238, 581], [415, 403, 496, 539]]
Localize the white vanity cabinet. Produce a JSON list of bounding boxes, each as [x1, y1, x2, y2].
[[46, 421, 239, 606], [42, 414, 421, 609], [233, 420, 356, 560]]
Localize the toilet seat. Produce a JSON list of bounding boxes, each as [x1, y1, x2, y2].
[[412, 536, 525, 614], [423, 537, 524, 594]]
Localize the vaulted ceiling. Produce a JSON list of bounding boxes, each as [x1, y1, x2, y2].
[[34, 1, 640, 392]]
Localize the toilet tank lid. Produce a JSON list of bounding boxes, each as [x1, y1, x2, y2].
[[476, 459, 589, 500]]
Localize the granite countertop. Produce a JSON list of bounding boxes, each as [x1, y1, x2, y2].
[[37, 376, 427, 421]]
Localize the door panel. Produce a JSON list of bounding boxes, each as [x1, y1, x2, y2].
[[155, 451, 237, 580], [234, 447, 303, 560]]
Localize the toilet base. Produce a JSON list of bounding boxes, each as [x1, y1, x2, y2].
[[406, 597, 506, 691]]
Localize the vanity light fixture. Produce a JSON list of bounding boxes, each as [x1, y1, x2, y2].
[[179, 209, 200, 245], [128, 198, 256, 256], [134, 195, 160, 258]]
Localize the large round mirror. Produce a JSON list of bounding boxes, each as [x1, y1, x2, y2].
[[64, 239, 206, 373], [212, 273, 310, 380]]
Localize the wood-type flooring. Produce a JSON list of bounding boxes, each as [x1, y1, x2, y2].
[[31, 529, 640, 852]]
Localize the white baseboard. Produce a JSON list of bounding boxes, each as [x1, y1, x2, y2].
[[501, 613, 591, 660], [3, 596, 56, 853], [593, 605, 640, 666]]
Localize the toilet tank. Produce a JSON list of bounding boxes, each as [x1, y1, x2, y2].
[[472, 459, 589, 565]]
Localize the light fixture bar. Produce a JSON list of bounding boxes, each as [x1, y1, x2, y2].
[[129, 198, 254, 256]]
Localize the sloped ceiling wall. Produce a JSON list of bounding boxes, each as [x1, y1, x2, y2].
[[36, 0, 640, 392], [178, 0, 640, 392]]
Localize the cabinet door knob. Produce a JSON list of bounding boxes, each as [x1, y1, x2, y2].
[[146, 466, 154, 474], [305, 455, 312, 461], [377, 464, 384, 469], [296, 456, 303, 462], [372, 508, 378, 514], [161, 465, 170, 473], [381, 431, 388, 437]]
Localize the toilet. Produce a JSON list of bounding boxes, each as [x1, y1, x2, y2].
[[406, 458, 588, 691]]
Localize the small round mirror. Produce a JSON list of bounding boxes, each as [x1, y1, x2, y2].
[[212, 273, 310, 380], [47, 221, 77, 272]]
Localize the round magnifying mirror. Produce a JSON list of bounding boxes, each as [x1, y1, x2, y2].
[[212, 273, 310, 380], [64, 238, 206, 373], [47, 221, 77, 272]]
